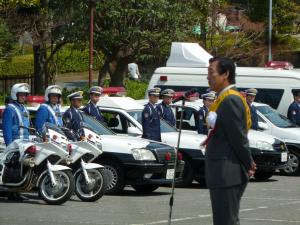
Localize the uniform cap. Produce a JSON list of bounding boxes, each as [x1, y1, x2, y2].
[[161, 89, 175, 97], [148, 87, 161, 96], [89, 86, 102, 95], [292, 89, 300, 97], [67, 91, 83, 100], [245, 88, 258, 96], [202, 91, 216, 100]]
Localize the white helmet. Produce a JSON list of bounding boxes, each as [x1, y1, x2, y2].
[[11, 83, 30, 100], [45, 85, 62, 102]]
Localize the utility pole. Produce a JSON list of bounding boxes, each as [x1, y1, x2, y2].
[[89, 1, 96, 88], [268, 0, 272, 61]]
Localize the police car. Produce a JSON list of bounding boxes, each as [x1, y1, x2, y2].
[[254, 102, 300, 175], [96, 96, 212, 186], [166, 98, 288, 181], [0, 105, 185, 194]]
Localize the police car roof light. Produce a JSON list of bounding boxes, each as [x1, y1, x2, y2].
[[173, 91, 199, 101], [102, 87, 126, 96], [265, 61, 294, 70], [160, 75, 168, 81], [27, 95, 45, 103]]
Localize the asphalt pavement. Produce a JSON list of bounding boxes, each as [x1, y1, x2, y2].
[[0, 175, 300, 225]]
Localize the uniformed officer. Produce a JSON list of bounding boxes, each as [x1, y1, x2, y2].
[[35, 85, 63, 133], [197, 91, 216, 135], [3, 83, 31, 146], [157, 89, 176, 126], [287, 89, 300, 126], [142, 88, 161, 142], [63, 91, 84, 139], [245, 88, 259, 130], [82, 86, 105, 123], [2, 83, 30, 201]]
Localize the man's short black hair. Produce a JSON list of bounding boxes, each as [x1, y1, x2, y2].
[[209, 57, 236, 84]]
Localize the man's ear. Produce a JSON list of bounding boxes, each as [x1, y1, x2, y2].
[[223, 71, 229, 81]]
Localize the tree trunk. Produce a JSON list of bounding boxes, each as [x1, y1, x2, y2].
[[33, 44, 47, 94], [110, 58, 129, 87], [98, 60, 110, 86]]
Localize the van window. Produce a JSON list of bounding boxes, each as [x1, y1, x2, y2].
[[238, 88, 284, 109]]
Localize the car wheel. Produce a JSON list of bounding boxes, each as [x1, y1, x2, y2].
[[254, 170, 274, 181], [176, 157, 193, 187], [280, 150, 300, 176], [131, 184, 159, 193], [99, 159, 125, 194]]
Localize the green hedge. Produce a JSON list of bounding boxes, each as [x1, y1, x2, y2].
[[0, 46, 104, 78]]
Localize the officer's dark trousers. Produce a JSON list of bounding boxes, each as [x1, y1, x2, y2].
[[209, 182, 247, 225]]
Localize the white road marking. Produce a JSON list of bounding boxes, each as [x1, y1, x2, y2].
[[242, 217, 300, 223], [135, 200, 300, 225]]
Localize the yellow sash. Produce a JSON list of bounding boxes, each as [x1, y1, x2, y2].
[[209, 89, 252, 131]]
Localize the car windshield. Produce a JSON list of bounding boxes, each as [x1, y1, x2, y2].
[[256, 105, 297, 128], [81, 113, 115, 135], [127, 110, 177, 133]]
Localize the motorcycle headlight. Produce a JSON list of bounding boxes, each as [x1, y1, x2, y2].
[[256, 141, 274, 151], [131, 148, 156, 161]]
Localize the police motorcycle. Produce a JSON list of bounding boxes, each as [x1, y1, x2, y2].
[[0, 131, 75, 205], [40, 122, 108, 202]]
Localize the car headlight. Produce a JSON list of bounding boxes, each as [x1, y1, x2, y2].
[[256, 141, 274, 151], [131, 148, 156, 161]]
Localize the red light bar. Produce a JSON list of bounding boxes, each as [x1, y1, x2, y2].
[[102, 87, 126, 96], [160, 76, 168, 81], [265, 61, 294, 70], [27, 95, 45, 103], [173, 91, 199, 101]]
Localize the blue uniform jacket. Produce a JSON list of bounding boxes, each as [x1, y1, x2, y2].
[[249, 103, 259, 130], [82, 102, 104, 123], [63, 107, 84, 138], [2, 102, 30, 146], [156, 102, 176, 126], [287, 101, 300, 126], [142, 103, 161, 142], [35, 103, 63, 133], [197, 106, 208, 135]]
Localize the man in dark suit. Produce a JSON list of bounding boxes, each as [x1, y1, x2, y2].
[[205, 57, 256, 225], [245, 88, 259, 130]]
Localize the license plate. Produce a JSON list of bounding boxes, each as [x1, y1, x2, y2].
[[281, 152, 288, 162], [166, 169, 175, 179]]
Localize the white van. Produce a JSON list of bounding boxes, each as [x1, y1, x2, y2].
[[147, 42, 300, 116]]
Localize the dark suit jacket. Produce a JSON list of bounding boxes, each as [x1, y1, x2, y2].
[[205, 90, 253, 189]]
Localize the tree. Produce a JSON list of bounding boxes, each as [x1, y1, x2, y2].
[[0, 18, 13, 58], [94, 0, 197, 87], [248, 0, 300, 34], [1, 0, 88, 94]]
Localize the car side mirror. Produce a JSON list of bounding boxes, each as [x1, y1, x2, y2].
[[127, 127, 142, 136], [258, 122, 269, 131]]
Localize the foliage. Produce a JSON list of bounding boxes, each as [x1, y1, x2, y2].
[[125, 80, 148, 99], [248, 0, 300, 34], [0, 18, 13, 58], [94, 0, 199, 86], [0, 46, 104, 78]]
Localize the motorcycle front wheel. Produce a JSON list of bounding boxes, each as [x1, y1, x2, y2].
[[75, 168, 108, 202], [39, 170, 75, 205]]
